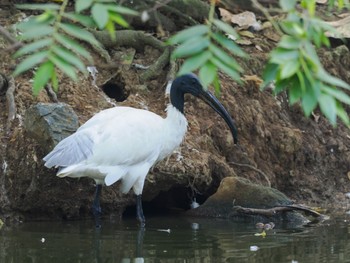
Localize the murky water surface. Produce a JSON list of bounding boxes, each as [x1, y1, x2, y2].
[[0, 216, 349, 263]]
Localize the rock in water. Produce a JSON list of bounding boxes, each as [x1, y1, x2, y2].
[[187, 176, 308, 224], [24, 103, 79, 151]]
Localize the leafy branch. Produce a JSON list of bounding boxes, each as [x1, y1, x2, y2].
[[168, 0, 247, 93], [262, 0, 350, 126], [13, 0, 137, 95]]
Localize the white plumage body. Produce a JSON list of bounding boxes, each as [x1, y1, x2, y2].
[[43, 104, 188, 195]]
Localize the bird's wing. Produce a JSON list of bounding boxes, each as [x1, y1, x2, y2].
[[43, 107, 165, 169], [43, 131, 94, 168], [43, 107, 134, 168]]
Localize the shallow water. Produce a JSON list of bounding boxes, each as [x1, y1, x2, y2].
[[0, 216, 350, 263]]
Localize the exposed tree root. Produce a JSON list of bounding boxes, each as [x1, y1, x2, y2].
[[45, 84, 59, 103], [0, 73, 8, 96], [233, 204, 325, 219], [93, 30, 170, 82], [93, 30, 165, 52], [140, 47, 171, 82], [0, 25, 23, 51], [5, 76, 16, 134]]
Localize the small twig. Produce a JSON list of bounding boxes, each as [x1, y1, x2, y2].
[[233, 204, 323, 218], [159, 5, 198, 26], [229, 161, 271, 187], [0, 25, 23, 47], [5, 77, 16, 134], [45, 84, 59, 103], [251, 0, 283, 36], [0, 73, 9, 96]]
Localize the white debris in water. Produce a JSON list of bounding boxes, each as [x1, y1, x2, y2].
[[249, 245, 259, 251], [2, 160, 7, 174], [40, 238, 45, 243], [191, 223, 199, 230], [190, 199, 200, 209], [157, 229, 171, 233], [345, 192, 350, 199], [291, 260, 299, 263]]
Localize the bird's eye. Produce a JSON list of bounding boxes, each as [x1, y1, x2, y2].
[[191, 79, 197, 85]]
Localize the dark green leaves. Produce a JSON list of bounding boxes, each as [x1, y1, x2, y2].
[[13, 0, 138, 95], [169, 17, 246, 89], [262, 0, 350, 127]]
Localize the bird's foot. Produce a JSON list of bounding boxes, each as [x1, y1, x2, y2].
[[137, 216, 146, 228]]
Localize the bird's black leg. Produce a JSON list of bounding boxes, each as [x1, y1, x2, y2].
[[92, 184, 102, 228], [136, 194, 145, 227]]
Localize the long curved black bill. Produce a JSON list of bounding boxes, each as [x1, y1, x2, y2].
[[199, 90, 238, 144]]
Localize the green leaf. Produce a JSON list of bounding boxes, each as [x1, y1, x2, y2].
[[213, 75, 221, 95], [211, 57, 241, 83], [336, 103, 350, 127], [178, 51, 212, 75], [107, 5, 139, 16], [51, 69, 58, 91], [317, 70, 350, 90], [15, 3, 60, 10], [19, 25, 54, 40], [13, 50, 49, 76], [261, 63, 278, 88], [212, 32, 247, 57], [59, 23, 101, 47], [296, 71, 306, 93], [33, 61, 54, 95], [62, 13, 96, 27], [280, 59, 300, 79], [14, 38, 53, 58], [319, 93, 337, 125], [301, 85, 319, 116], [288, 77, 302, 104], [209, 44, 242, 72], [36, 10, 56, 23], [172, 37, 210, 58], [51, 45, 86, 73], [168, 25, 209, 44], [105, 20, 116, 41], [199, 62, 217, 89], [212, 19, 238, 38], [322, 85, 350, 104], [274, 79, 289, 94], [75, 0, 93, 13], [92, 3, 109, 29], [270, 48, 299, 64], [109, 12, 129, 28], [278, 35, 300, 49], [49, 54, 77, 81], [54, 33, 93, 62], [302, 41, 321, 68], [279, 0, 297, 11]]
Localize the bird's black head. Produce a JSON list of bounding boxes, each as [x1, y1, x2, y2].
[[170, 74, 203, 100], [170, 74, 238, 144]]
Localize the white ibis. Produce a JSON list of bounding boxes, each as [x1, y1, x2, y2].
[[43, 74, 238, 227]]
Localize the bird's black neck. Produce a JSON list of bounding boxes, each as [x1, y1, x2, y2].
[[170, 87, 185, 114]]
